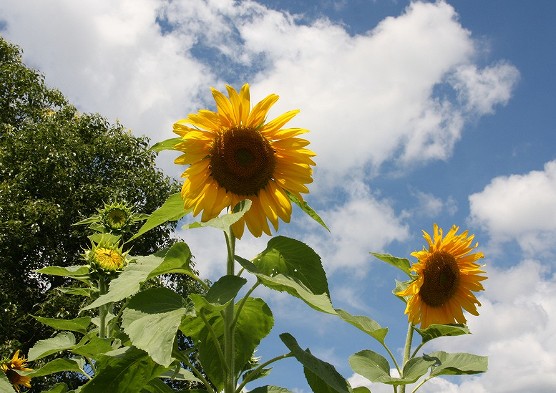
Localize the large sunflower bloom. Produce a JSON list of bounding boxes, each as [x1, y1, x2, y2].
[[1, 350, 32, 392], [174, 84, 315, 238], [397, 224, 487, 328]]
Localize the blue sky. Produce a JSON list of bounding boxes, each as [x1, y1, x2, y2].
[[1, 1, 556, 392]]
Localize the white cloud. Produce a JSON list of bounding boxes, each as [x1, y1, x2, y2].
[[303, 180, 409, 274], [0, 0, 518, 183], [469, 160, 556, 257]]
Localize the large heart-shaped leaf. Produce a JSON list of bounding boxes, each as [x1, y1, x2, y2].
[[122, 288, 187, 367]]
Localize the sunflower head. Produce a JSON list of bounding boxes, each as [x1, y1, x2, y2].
[[173, 83, 315, 238], [99, 202, 133, 233], [1, 350, 32, 392], [397, 224, 487, 328], [85, 240, 129, 275]]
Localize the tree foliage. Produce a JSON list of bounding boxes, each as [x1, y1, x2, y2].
[[0, 36, 181, 360]]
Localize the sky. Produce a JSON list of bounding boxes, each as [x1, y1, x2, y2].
[[1, 0, 556, 392]]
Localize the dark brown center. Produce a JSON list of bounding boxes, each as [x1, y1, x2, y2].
[[210, 126, 275, 195], [419, 251, 460, 307]]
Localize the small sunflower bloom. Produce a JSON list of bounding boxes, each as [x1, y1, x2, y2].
[[397, 224, 487, 328], [1, 350, 32, 392], [173, 84, 316, 238], [86, 243, 128, 273]]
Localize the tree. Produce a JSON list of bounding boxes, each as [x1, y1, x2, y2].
[[0, 35, 189, 375]]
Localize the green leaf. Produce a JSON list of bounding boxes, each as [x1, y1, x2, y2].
[[349, 350, 393, 384], [80, 346, 167, 393], [415, 324, 470, 344], [249, 386, 293, 393], [189, 275, 246, 313], [335, 309, 388, 344], [352, 387, 371, 393], [128, 193, 190, 242], [159, 367, 201, 382], [285, 190, 329, 231], [147, 242, 195, 279], [28, 332, 77, 361], [280, 333, 350, 393], [33, 316, 91, 335], [83, 254, 167, 311], [57, 287, 96, 297], [37, 265, 90, 283], [182, 199, 252, 231], [26, 358, 84, 377], [205, 275, 247, 306], [122, 288, 187, 367], [151, 137, 183, 152], [370, 253, 412, 277], [71, 336, 115, 358], [254, 236, 329, 296], [238, 236, 336, 314], [42, 383, 69, 393], [141, 378, 177, 393], [258, 274, 336, 314], [393, 279, 411, 301], [181, 297, 273, 391], [0, 371, 16, 392], [401, 357, 437, 384], [426, 351, 488, 377]]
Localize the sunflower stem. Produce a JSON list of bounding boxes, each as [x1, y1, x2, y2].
[[399, 322, 415, 393], [98, 277, 108, 339], [224, 229, 237, 393]]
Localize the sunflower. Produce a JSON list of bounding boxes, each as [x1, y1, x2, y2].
[[173, 84, 315, 238], [1, 350, 32, 392], [397, 224, 487, 328]]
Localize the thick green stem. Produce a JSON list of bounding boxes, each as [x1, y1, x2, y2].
[[399, 323, 415, 393], [98, 277, 108, 339], [224, 230, 237, 393]]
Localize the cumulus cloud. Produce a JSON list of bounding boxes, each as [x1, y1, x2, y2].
[[303, 180, 409, 274], [469, 160, 556, 257], [0, 0, 518, 184]]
